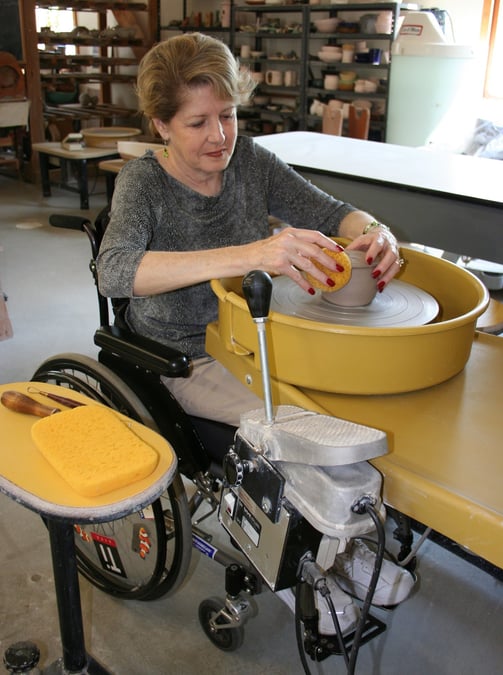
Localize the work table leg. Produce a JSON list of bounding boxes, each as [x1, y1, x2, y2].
[[38, 152, 51, 197]]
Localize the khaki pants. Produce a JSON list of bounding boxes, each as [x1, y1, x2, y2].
[[162, 357, 263, 427]]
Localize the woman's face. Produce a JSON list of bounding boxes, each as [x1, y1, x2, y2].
[[157, 83, 238, 181]]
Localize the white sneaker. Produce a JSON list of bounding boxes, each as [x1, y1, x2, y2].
[[276, 581, 360, 637], [331, 539, 415, 607], [315, 575, 360, 636]]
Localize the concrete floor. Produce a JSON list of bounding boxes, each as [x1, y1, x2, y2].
[[1, 174, 502, 675]]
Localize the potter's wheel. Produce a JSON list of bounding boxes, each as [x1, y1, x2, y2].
[[271, 277, 439, 327], [211, 248, 488, 394]]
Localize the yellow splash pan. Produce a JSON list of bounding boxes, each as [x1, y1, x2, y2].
[[210, 247, 489, 395]]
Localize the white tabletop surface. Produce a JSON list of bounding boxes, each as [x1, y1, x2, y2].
[[254, 132, 502, 206], [32, 141, 119, 160]]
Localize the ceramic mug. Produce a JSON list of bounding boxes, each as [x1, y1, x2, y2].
[[284, 70, 297, 87], [240, 44, 251, 59], [324, 74, 339, 90], [220, 2, 231, 28], [342, 44, 355, 63], [266, 70, 283, 86], [251, 71, 265, 84], [368, 48, 381, 65]]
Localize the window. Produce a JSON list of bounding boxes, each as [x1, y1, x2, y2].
[[482, 0, 502, 98], [36, 8, 76, 56]]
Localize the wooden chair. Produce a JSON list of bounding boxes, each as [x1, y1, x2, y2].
[[0, 51, 28, 176]]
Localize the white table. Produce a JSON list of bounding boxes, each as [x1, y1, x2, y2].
[[255, 132, 503, 264], [32, 142, 119, 209]]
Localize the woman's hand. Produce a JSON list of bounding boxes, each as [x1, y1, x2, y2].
[[346, 225, 403, 292], [250, 226, 349, 295], [340, 212, 404, 292]]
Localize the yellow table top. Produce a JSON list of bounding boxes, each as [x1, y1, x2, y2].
[[0, 382, 177, 523], [207, 325, 503, 569]]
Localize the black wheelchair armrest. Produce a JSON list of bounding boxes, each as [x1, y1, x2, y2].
[[94, 325, 191, 378]]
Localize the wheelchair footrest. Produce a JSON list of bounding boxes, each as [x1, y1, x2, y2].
[[304, 613, 387, 661]]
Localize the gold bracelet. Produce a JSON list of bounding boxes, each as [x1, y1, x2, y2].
[[363, 220, 391, 235]]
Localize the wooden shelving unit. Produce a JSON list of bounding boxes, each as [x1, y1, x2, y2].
[[233, 2, 400, 140], [162, 2, 401, 141], [20, 0, 157, 151]]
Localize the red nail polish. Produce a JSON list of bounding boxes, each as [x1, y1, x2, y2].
[[326, 278, 335, 287], [378, 281, 385, 292], [308, 287, 315, 295], [336, 264, 345, 272], [366, 256, 373, 265], [372, 269, 381, 279], [334, 243, 344, 252]]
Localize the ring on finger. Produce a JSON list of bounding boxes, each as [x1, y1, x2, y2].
[[395, 258, 405, 267]]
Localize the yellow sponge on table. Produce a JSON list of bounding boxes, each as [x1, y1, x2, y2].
[[31, 405, 159, 497]]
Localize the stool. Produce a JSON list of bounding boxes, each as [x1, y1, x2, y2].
[[0, 382, 178, 674]]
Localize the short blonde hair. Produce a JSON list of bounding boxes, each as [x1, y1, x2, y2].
[[137, 33, 256, 134]]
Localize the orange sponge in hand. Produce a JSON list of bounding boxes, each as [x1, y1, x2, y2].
[[305, 248, 352, 292]]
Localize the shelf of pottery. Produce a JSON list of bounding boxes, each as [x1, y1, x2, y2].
[[162, 2, 400, 141], [236, 3, 399, 140]]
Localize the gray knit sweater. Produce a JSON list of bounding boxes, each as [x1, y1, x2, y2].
[[97, 135, 356, 358]]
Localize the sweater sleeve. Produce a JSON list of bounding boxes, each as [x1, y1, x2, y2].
[[97, 157, 159, 298]]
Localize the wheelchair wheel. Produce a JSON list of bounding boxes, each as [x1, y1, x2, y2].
[[32, 353, 192, 601], [198, 597, 245, 652]]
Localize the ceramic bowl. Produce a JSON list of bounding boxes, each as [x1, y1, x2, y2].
[[320, 45, 342, 53], [338, 82, 354, 91], [314, 18, 340, 33], [354, 79, 378, 93], [339, 70, 357, 81], [318, 51, 342, 63], [81, 127, 141, 148]]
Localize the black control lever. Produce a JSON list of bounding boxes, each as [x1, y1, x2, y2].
[[242, 270, 273, 320], [242, 271, 274, 423]]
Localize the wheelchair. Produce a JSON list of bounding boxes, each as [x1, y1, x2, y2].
[[30, 208, 407, 672]]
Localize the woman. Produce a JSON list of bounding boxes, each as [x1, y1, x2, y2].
[[98, 32, 403, 425], [97, 33, 413, 633]]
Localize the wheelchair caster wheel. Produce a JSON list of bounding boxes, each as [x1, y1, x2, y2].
[[198, 597, 244, 652], [3, 641, 40, 673]]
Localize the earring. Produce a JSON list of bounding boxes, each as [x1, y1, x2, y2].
[[163, 139, 169, 158]]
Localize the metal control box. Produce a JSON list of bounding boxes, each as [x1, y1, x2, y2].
[[219, 435, 321, 591]]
